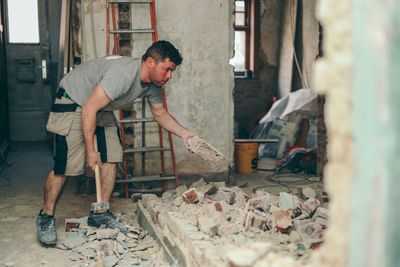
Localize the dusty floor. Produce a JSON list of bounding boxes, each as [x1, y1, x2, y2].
[[0, 142, 139, 266], [0, 142, 325, 267]]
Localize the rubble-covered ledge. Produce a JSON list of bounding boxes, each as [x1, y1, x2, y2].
[[136, 178, 328, 266]]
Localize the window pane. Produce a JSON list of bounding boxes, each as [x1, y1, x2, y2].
[[229, 31, 246, 72], [7, 0, 39, 43]]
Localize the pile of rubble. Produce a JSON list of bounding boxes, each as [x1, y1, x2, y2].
[[58, 214, 168, 267], [139, 179, 328, 266]]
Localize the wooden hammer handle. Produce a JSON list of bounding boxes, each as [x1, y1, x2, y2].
[[94, 136, 102, 203]]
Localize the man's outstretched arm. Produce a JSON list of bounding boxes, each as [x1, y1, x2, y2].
[[82, 85, 112, 170], [149, 102, 200, 148]]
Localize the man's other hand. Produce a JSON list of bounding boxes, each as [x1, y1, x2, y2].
[[182, 131, 201, 151], [87, 150, 102, 170]]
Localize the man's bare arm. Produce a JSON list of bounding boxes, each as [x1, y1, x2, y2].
[[149, 102, 200, 148], [82, 85, 112, 169]]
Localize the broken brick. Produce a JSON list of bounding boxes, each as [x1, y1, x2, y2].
[[303, 197, 320, 215], [182, 188, 203, 204], [65, 218, 80, 232], [272, 210, 292, 231], [215, 202, 222, 212]]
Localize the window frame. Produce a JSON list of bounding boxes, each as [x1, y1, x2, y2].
[[232, 0, 259, 78]]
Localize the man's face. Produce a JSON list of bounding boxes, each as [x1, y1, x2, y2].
[[149, 58, 177, 87]]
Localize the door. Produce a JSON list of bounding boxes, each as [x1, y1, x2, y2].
[[6, 0, 52, 141]]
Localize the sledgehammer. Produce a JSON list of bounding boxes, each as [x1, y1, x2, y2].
[[90, 136, 109, 213]]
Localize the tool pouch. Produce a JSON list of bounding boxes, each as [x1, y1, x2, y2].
[[46, 96, 79, 136]]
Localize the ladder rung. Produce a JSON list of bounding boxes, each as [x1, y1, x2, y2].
[[109, 0, 153, 3], [116, 175, 175, 183], [128, 187, 163, 193], [124, 147, 171, 153], [118, 117, 156, 123], [110, 29, 154, 34]]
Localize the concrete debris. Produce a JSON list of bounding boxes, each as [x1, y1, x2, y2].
[[175, 185, 188, 196], [191, 178, 207, 188], [303, 197, 320, 215], [187, 135, 225, 167], [302, 187, 317, 199], [61, 214, 166, 266], [138, 182, 329, 266]]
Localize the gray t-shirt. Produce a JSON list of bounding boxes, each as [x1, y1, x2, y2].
[[60, 56, 163, 111]]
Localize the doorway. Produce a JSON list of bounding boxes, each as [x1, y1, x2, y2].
[[5, 0, 52, 141]]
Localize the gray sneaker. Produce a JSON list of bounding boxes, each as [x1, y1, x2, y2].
[[36, 209, 57, 245], [88, 211, 128, 234]]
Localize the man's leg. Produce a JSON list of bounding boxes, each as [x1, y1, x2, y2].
[[100, 162, 117, 202], [42, 170, 67, 215], [36, 170, 66, 245]]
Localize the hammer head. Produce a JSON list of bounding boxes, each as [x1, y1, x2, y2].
[[91, 202, 110, 212]]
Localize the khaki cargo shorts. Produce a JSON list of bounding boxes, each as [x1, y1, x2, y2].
[[46, 89, 123, 176]]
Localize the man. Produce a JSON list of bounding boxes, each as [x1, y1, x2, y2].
[[36, 41, 199, 245]]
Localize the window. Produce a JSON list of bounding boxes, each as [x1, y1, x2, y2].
[[230, 0, 259, 78], [7, 0, 39, 43]]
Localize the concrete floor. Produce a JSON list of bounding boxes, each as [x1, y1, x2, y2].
[[0, 142, 135, 266], [0, 142, 325, 266]]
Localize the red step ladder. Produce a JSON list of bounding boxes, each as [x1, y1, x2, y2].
[[106, 0, 179, 198]]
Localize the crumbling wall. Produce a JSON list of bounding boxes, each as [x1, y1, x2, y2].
[[72, 0, 234, 175], [311, 0, 353, 266]]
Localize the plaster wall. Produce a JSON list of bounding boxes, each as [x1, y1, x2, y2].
[[75, 0, 234, 174], [311, 0, 353, 266]]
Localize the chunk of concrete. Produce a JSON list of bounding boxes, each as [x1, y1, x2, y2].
[[279, 192, 302, 211], [96, 229, 119, 240], [197, 216, 218, 236], [226, 247, 260, 267], [176, 185, 188, 196], [191, 178, 207, 188], [302, 187, 317, 199], [213, 188, 236, 205], [187, 136, 225, 167], [103, 255, 118, 267], [199, 183, 218, 195]]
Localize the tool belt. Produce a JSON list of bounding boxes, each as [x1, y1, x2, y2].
[[46, 88, 79, 136]]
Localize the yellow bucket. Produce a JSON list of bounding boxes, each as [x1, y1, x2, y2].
[[234, 142, 259, 174]]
